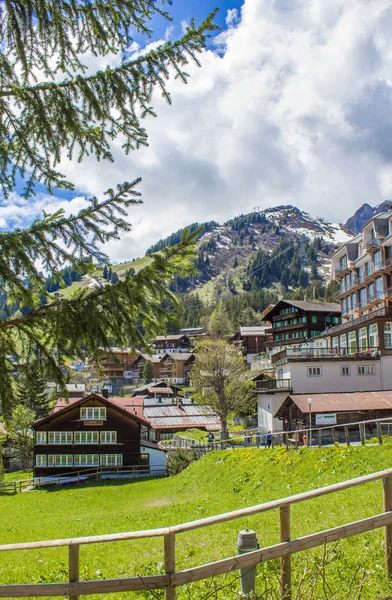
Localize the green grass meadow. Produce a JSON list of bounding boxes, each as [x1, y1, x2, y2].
[[2, 444, 392, 598]]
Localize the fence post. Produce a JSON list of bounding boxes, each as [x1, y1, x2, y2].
[[164, 533, 176, 600], [318, 428, 322, 448], [344, 426, 350, 446], [69, 544, 80, 600], [280, 505, 291, 600], [359, 423, 365, 446], [331, 427, 336, 445], [377, 422, 383, 445], [383, 475, 392, 580]]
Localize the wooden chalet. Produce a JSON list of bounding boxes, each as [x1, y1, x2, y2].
[[32, 391, 165, 478], [275, 391, 392, 436], [153, 334, 192, 353], [263, 300, 341, 352]]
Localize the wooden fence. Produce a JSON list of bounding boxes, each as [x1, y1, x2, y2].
[[1, 468, 392, 599], [0, 464, 167, 494]]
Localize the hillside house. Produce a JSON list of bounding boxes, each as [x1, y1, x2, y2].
[[153, 335, 192, 353], [33, 391, 166, 478], [86, 348, 137, 394], [263, 300, 341, 353], [230, 326, 271, 365]]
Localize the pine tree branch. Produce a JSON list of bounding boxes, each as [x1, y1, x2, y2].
[[0, 180, 143, 300], [0, 7, 219, 196]]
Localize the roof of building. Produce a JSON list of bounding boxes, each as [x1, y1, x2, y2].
[[140, 439, 167, 452], [143, 403, 221, 431], [65, 383, 86, 394], [263, 299, 341, 320], [143, 397, 194, 406], [154, 335, 190, 341], [275, 391, 392, 417], [239, 326, 268, 336], [34, 392, 150, 426], [146, 387, 174, 395], [161, 352, 194, 362], [133, 353, 165, 363]]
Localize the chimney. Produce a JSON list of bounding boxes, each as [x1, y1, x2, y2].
[[101, 388, 109, 399]]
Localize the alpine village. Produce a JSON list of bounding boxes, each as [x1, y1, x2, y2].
[[3, 2, 392, 600]]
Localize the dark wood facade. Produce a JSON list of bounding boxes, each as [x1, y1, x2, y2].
[[263, 300, 341, 350], [153, 335, 192, 352], [33, 393, 150, 477]]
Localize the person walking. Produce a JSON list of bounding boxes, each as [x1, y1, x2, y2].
[[266, 430, 273, 449]]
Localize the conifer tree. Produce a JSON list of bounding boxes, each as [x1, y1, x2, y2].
[[0, 1, 217, 415], [14, 362, 52, 419], [142, 360, 154, 384]]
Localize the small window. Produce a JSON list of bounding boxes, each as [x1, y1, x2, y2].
[[100, 431, 117, 444], [36, 432, 47, 444], [311, 316, 317, 324], [140, 453, 150, 467], [80, 407, 106, 420], [357, 366, 375, 375], [35, 455, 47, 467], [341, 366, 351, 376], [308, 367, 322, 377], [385, 323, 392, 349]]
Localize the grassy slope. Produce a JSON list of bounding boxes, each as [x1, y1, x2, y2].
[[59, 256, 151, 299], [1, 445, 392, 598]]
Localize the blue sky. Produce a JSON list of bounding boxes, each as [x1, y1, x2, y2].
[[142, 0, 244, 43], [5, 0, 392, 262]]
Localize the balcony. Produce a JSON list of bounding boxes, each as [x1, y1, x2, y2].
[[267, 337, 307, 348], [272, 310, 301, 322], [335, 263, 351, 278], [272, 322, 306, 332], [325, 306, 392, 335], [256, 379, 292, 392], [271, 347, 379, 365], [365, 238, 382, 253]]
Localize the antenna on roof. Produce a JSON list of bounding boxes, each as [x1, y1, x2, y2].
[[253, 206, 260, 213], [386, 200, 392, 212]]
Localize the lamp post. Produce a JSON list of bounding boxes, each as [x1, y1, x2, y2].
[[308, 398, 312, 447]]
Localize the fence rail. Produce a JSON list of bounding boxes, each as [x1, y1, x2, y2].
[[0, 464, 167, 493], [1, 467, 392, 599]]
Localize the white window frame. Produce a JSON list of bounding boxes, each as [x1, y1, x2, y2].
[[48, 432, 73, 445], [74, 454, 100, 467], [74, 431, 99, 444], [332, 337, 339, 349], [369, 324, 378, 349], [341, 366, 351, 376], [49, 455, 73, 467], [385, 323, 392, 349], [357, 365, 376, 375], [100, 431, 117, 444], [307, 366, 322, 377], [35, 455, 47, 467], [358, 327, 367, 350], [36, 432, 47, 444], [339, 334, 347, 350], [348, 331, 357, 354], [80, 407, 106, 420], [100, 454, 123, 467]]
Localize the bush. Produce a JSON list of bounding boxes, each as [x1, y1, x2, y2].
[[167, 449, 199, 475]]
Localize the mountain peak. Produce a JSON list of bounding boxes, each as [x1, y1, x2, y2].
[[345, 201, 392, 234]]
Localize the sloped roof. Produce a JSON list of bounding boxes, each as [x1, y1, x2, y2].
[[275, 391, 392, 418], [263, 299, 341, 320], [239, 326, 268, 336], [34, 392, 149, 426], [143, 404, 221, 431], [161, 352, 194, 362], [155, 335, 189, 341]]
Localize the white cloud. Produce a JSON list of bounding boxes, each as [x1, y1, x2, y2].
[[6, 0, 392, 262], [226, 8, 240, 27]]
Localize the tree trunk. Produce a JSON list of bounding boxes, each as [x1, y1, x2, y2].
[[221, 415, 228, 443]]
